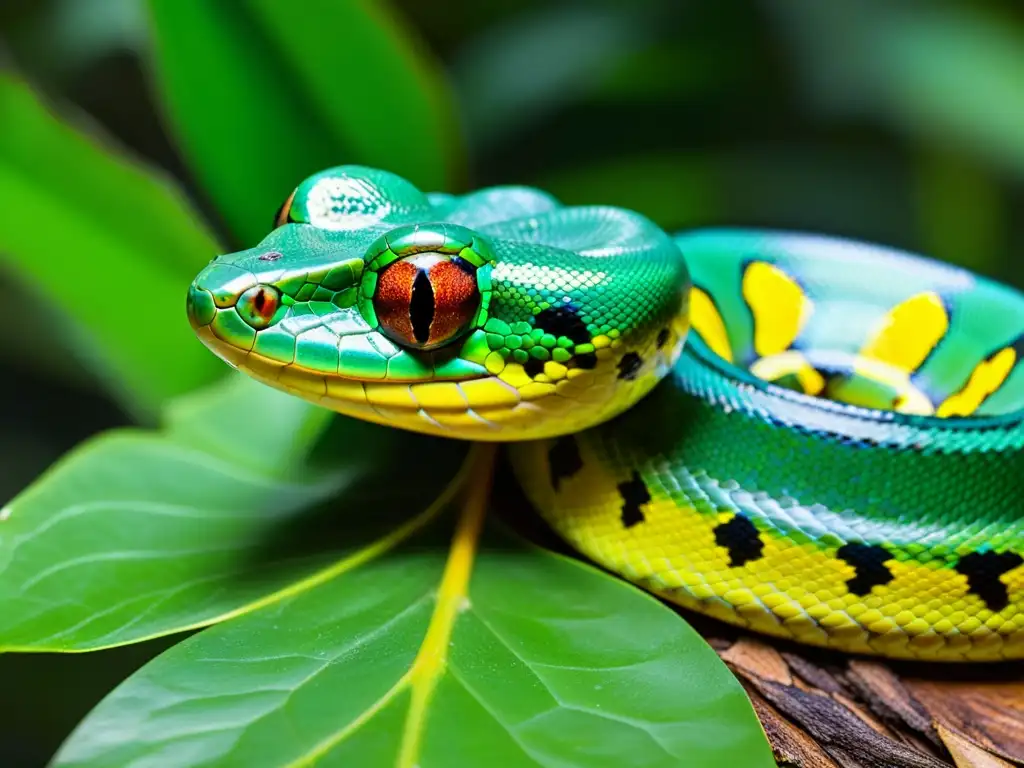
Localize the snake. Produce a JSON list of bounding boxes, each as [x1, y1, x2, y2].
[[186, 166, 1024, 661]]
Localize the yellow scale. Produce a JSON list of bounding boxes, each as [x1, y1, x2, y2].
[[693, 261, 1018, 418]]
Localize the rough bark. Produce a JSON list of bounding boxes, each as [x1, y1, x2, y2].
[[705, 627, 1024, 768]]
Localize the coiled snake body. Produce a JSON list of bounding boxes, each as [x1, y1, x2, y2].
[[187, 167, 1024, 661]]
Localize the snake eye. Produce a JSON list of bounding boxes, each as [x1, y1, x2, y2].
[[273, 189, 297, 228], [237, 284, 281, 329], [373, 253, 480, 350]]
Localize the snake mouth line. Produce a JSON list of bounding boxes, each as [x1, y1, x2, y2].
[[193, 325, 551, 437]]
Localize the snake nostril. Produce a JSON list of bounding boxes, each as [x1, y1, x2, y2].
[[259, 251, 283, 262]]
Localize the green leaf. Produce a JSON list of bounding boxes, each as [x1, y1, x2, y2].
[[539, 146, 923, 244], [145, 0, 461, 244], [539, 153, 721, 232], [0, 74, 224, 411], [0, 374, 466, 652], [8, 0, 148, 83], [0, 274, 94, 390], [451, 5, 655, 149], [593, 40, 741, 104], [913, 147, 1006, 277], [52, 448, 773, 767], [161, 372, 335, 476], [763, 0, 1024, 177]]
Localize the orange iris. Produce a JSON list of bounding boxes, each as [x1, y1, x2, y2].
[[374, 253, 479, 350]]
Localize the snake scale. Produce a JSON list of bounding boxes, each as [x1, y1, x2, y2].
[[187, 166, 1024, 661]]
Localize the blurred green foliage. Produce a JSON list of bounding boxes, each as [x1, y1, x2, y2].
[[146, 1, 459, 244], [1, 0, 1023, 763]]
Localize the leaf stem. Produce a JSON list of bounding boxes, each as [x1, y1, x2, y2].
[[397, 442, 497, 768]]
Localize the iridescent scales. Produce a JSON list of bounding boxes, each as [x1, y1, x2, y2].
[[511, 229, 1024, 660], [687, 231, 1024, 417], [188, 166, 690, 440]]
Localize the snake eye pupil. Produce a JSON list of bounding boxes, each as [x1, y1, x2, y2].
[[374, 253, 479, 350], [237, 284, 281, 330], [409, 270, 434, 345]]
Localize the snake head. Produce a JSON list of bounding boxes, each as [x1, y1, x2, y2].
[[188, 166, 495, 376], [188, 165, 690, 439]]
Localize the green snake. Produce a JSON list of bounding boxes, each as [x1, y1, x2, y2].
[[186, 166, 1024, 661]]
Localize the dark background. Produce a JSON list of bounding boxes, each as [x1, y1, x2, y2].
[[2, 0, 1023, 764]]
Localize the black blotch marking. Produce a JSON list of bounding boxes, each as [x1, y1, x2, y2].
[[524, 358, 545, 378], [617, 352, 642, 380], [534, 305, 591, 345], [836, 543, 894, 595], [548, 436, 582, 492], [617, 471, 651, 528], [656, 328, 670, 348], [451, 255, 475, 275], [259, 251, 283, 262], [713, 513, 764, 567], [1011, 333, 1024, 358], [955, 550, 1023, 612], [575, 352, 598, 370], [409, 270, 434, 345]]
